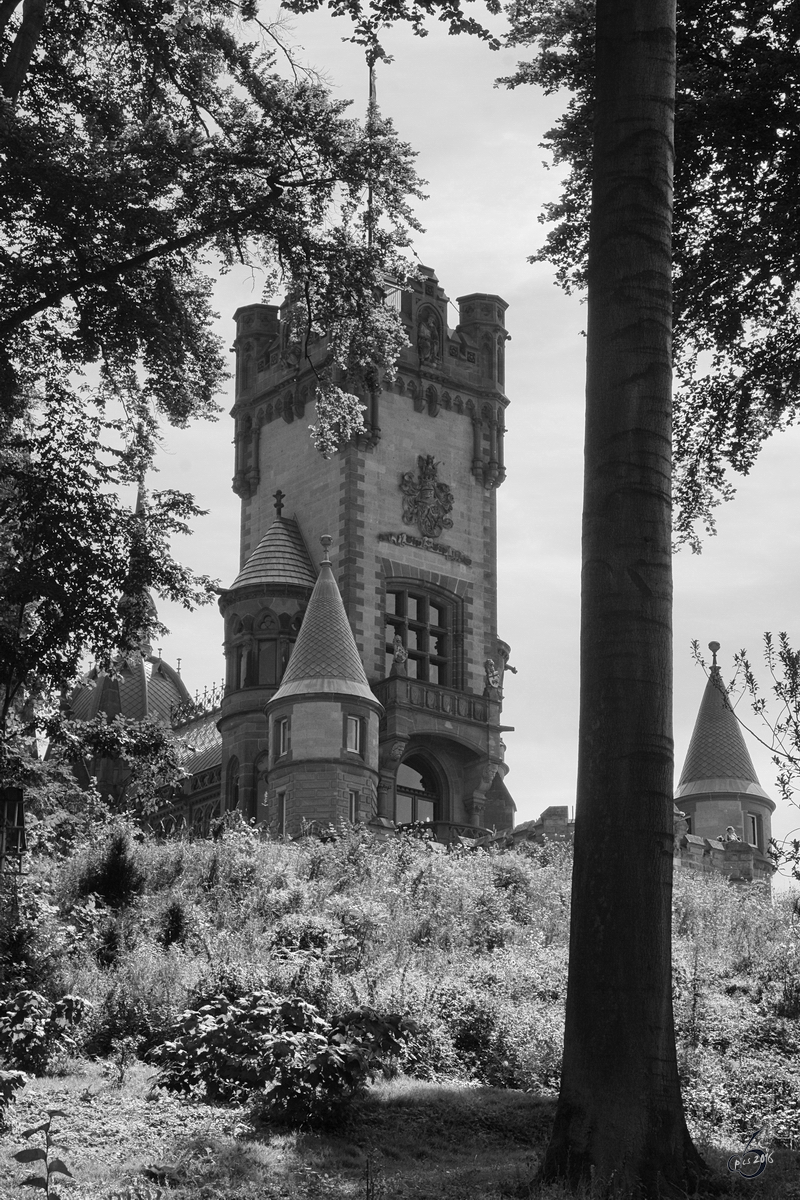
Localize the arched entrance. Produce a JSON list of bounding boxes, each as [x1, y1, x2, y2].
[[395, 753, 443, 825]]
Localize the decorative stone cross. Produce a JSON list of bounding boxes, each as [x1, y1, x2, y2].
[[273, 489, 285, 516]]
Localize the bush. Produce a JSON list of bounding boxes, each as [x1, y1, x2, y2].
[[151, 991, 414, 1125], [0, 1068, 27, 1130], [72, 826, 146, 909], [0, 990, 90, 1073]]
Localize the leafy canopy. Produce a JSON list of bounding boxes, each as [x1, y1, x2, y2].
[[499, 0, 800, 549], [0, 0, 428, 716]]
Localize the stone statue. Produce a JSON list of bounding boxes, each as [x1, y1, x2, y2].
[[390, 634, 408, 677]]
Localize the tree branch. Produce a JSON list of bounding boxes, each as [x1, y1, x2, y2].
[[0, 0, 47, 102], [0, 0, 22, 38], [0, 195, 280, 336]]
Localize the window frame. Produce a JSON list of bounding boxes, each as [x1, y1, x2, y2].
[[384, 584, 461, 687], [275, 716, 290, 759], [345, 714, 363, 756], [746, 812, 763, 851]]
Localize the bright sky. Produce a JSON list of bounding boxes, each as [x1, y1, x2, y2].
[[150, 7, 800, 880]]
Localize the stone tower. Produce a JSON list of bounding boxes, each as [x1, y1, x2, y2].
[[221, 266, 515, 836], [675, 642, 775, 881]]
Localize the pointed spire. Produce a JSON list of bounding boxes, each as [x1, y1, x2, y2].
[[676, 641, 770, 799], [271, 537, 377, 703], [228, 511, 316, 591]]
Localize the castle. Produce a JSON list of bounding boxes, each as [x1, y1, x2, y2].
[[74, 267, 516, 839], [67, 267, 777, 875]]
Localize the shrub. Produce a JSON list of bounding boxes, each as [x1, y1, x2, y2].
[[151, 991, 414, 1125], [0, 1068, 27, 1130], [158, 897, 190, 948], [73, 826, 145, 909], [0, 991, 90, 1074]]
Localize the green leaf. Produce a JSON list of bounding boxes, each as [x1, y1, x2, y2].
[[21, 1174, 47, 1188], [14, 1148, 47, 1163], [48, 1158, 73, 1177], [45, 1109, 68, 1118]]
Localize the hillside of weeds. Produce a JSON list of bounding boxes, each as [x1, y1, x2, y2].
[[1, 817, 799, 1198]]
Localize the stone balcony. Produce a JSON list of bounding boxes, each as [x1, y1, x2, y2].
[[372, 676, 499, 726]]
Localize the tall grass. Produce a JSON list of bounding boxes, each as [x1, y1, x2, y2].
[[3, 818, 798, 1149]]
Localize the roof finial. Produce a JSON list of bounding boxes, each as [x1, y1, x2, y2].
[[320, 534, 332, 564], [709, 640, 720, 670], [273, 489, 285, 517]]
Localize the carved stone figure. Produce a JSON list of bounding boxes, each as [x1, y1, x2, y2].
[[483, 657, 501, 696], [417, 313, 440, 364], [390, 634, 408, 677], [400, 455, 454, 539]]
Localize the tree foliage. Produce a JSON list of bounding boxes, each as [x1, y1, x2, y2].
[[0, 0, 430, 727], [0, 0, 423, 440], [0, 395, 215, 723], [500, 0, 800, 548]]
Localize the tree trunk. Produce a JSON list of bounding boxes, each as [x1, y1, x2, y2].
[[541, 1, 708, 1193]]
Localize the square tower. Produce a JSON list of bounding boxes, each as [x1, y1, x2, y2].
[[222, 267, 515, 836]]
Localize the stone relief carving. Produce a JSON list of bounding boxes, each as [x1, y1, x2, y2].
[[400, 455, 454, 539], [417, 310, 441, 365]]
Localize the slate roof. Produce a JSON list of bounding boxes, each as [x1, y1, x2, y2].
[[229, 517, 316, 591], [676, 665, 771, 800], [69, 654, 191, 725], [271, 554, 378, 702]]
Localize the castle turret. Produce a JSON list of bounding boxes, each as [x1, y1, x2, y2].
[[216, 492, 317, 820], [675, 641, 775, 882], [263, 536, 382, 837]]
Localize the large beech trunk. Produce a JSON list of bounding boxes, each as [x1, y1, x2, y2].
[[541, 1, 708, 1193]]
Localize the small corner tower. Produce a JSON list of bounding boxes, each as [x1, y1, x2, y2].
[[217, 492, 317, 820], [264, 536, 382, 836], [675, 641, 775, 882]]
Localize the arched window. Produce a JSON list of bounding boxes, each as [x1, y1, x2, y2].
[[385, 587, 457, 685], [395, 754, 441, 825]]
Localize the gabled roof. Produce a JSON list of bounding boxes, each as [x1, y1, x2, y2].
[[270, 545, 378, 703], [676, 661, 771, 800], [228, 517, 316, 591]]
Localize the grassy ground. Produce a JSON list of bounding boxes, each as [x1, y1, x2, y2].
[[2, 1065, 799, 1200], [0, 1064, 553, 1200]]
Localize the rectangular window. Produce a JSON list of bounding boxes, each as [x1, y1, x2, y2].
[[746, 813, 763, 850], [277, 790, 287, 838], [348, 789, 358, 823], [277, 717, 290, 758], [346, 715, 362, 754], [385, 586, 454, 686]]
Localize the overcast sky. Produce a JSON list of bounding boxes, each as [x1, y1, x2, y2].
[[148, 7, 800, 881]]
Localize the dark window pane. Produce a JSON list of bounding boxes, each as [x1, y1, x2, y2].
[[259, 641, 277, 685]]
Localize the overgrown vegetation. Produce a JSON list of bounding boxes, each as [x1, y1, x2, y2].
[[0, 821, 798, 1196]]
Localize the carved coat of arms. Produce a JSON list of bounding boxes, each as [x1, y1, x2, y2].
[[400, 455, 454, 539]]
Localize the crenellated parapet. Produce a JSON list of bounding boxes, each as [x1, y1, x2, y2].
[[229, 268, 510, 488]]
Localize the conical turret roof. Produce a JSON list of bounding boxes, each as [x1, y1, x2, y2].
[[270, 542, 377, 703], [228, 517, 316, 591], [676, 649, 770, 800]]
